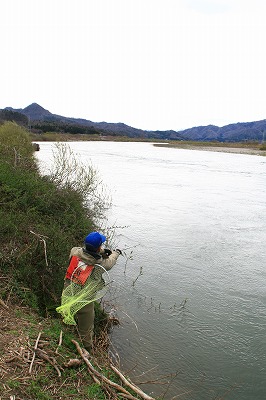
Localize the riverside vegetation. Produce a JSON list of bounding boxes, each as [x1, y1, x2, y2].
[[0, 122, 159, 400]]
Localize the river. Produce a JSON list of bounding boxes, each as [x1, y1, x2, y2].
[[35, 141, 266, 400]]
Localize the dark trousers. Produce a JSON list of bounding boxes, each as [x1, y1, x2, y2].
[[75, 302, 94, 350]]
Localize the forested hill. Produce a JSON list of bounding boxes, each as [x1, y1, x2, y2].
[[2, 102, 266, 142]]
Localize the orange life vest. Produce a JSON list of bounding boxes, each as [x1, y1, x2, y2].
[[65, 255, 94, 285]]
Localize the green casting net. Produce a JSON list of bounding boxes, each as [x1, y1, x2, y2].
[[56, 264, 110, 325]]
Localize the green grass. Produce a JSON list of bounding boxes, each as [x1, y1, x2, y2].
[[26, 380, 53, 400], [6, 380, 21, 390], [87, 383, 106, 399]]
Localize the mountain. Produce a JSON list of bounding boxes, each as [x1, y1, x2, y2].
[[2, 103, 266, 142], [3, 104, 144, 137]]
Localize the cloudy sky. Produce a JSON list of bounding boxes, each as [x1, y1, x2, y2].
[[1, 0, 266, 131]]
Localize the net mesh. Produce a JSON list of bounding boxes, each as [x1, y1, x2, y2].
[[56, 264, 109, 325]]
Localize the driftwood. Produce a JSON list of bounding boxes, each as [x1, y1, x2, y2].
[[110, 363, 155, 400], [72, 340, 141, 399]]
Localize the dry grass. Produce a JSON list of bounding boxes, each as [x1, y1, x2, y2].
[[0, 276, 159, 400], [0, 282, 81, 399]]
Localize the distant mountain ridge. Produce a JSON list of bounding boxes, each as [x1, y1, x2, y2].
[[3, 103, 266, 142]]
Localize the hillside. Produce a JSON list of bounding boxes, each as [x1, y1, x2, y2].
[[2, 102, 266, 142]]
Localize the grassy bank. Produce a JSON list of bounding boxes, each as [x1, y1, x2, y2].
[[0, 122, 157, 399]]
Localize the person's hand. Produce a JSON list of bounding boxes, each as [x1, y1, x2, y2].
[[115, 249, 122, 255]]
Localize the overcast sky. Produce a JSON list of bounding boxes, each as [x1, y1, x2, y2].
[[1, 0, 266, 131]]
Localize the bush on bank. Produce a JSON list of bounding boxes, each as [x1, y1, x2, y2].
[[0, 122, 105, 315]]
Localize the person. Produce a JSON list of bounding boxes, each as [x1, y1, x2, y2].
[[64, 231, 121, 351]]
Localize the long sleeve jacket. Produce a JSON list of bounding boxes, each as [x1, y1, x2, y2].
[[63, 247, 120, 289], [69, 247, 120, 271]]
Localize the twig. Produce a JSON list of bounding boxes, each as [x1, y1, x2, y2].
[[134, 365, 159, 379], [121, 310, 139, 332], [139, 379, 169, 385], [29, 331, 42, 373], [132, 266, 143, 286], [29, 230, 49, 266], [110, 363, 155, 400], [169, 373, 205, 399], [52, 379, 69, 394], [55, 330, 63, 354], [123, 249, 133, 274]]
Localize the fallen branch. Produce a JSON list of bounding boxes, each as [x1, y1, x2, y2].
[[29, 331, 42, 374], [72, 340, 139, 399], [110, 363, 155, 400], [35, 348, 62, 377]]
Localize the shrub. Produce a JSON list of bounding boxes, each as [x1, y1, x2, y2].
[[49, 143, 111, 224], [0, 122, 35, 169]]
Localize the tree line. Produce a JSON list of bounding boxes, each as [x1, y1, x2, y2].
[[0, 109, 109, 137]]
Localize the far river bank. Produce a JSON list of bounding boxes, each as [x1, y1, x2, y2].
[[154, 142, 266, 156], [30, 132, 266, 156]]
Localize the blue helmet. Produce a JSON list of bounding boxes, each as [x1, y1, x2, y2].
[[84, 232, 106, 250]]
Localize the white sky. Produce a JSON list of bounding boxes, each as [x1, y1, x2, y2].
[[1, 0, 266, 131]]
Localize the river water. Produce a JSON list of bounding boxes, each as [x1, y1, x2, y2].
[[35, 142, 266, 400]]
